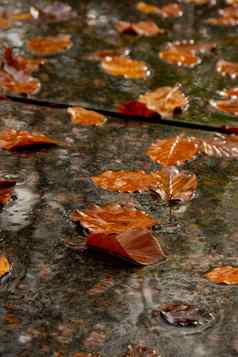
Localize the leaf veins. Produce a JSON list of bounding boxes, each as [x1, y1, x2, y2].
[[139, 85, 189, 117], [146, 134, 199, 166], [71, 203, 159, 234]]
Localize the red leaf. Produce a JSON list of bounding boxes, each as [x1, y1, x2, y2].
[[117, 100, 157, 117], [116, 20, 164, 37], [3, 48, 45, 74], [87, 229, 166, 265]]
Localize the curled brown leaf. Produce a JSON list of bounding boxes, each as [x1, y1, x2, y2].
[[139, 85, 189, 117]]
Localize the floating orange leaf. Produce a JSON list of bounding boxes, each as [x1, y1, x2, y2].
[[153, 167, 197, 203], [139, 85, 189, 117], [117, 100, 157, 117], [67, 107, 107, 126], [0, 256, 11, 280], [124, 344, 160, 356], [91, 170, 159, 193], [0, 129, 59, 151], [146, 134, 199, 166], [26, 35, 72, 56], [160, 48, 201, 67], [71, 203, 159, 234], [136, 2, 161, 14], [116, 20, 164, 36], [198, 135, 238, 158], [101, 56, 150, 79], [210, 98, 238, 115], [3, 48, 45, 74], [0, 177, 16, 205], [167, 40, 216, 54], [184, 0, 215, 4], [216, 60, 238, 78], [219, 87, 238, 98], [136, 2, 183, 17], [157, 3, 183, 18], [87, 229, 165, 265], [205, 266, 238, 284], [0, 70, 41, 95], [207, 15, 238, 25], [89, 48, 130, 60]]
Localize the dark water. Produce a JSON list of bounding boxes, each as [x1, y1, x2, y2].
[[0, 0, 238, 356]]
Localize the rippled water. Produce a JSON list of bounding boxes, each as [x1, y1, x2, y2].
[[0, 0, 238, 356]]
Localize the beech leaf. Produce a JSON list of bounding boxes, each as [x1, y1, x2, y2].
[[0, 70, 41, 95], [91, 170, 160, 193], [198, 135, 238, 158], [0, 129, 59, 151], [205, 266, 238, 285], [67, 107, 107, 126], [153, 167, 197, 203], [139, 85, 189, 117], [0, 256, 11, 280], [210, 98, 238, 115], [160, 48, 201, 67], [116, 20, 164, 36], [71, 203, 159, 234], [3, 48, 45, 74], [136, 2, 183, 17], [216, 60, 238, 79], [219, 87, 238, 98], [101, 56, 150, 79], [158, 304, 208, 327], [87, 228, 165, 265], [26, 35, 72, 56], [117, 100, 157, 117], [146, 134, 199, 166]]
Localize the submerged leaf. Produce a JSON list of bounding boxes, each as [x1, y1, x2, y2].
[[26, 35, 72, 56], [117, 100, 157, 117], [30, 1, 77, 21], [0, 129, 59, 151], [124, 344, 160, 356], [67, 107, 107, 126], [87, 229, 165, 265], [91, 170, 159, 192], [158, 304, 205, 327], [71, 203, 159, 234], [210, 98, 238, 115], [146, 134, 199, 166], [139, 85, 188, 117], [0, 256, 11, 279], [101, 56, 150, 79], [205, 266, 238, 284], [153, 167, 197, 203], [216, 60, 238, 79], [116, 20, 164, 36]]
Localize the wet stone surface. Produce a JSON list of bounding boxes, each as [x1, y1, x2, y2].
[[0, 0, 238, 356]]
